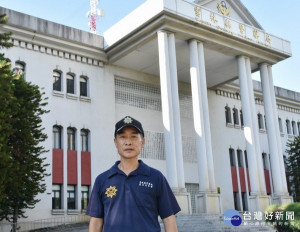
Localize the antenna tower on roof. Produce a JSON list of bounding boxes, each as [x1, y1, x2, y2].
[[87, 0, 104, 34]]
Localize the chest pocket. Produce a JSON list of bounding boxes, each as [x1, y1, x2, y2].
[[134, 186, 157, 211]]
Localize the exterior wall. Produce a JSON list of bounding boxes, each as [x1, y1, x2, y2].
[[3, 39, 116, 221], [0, 3, 299, 227]]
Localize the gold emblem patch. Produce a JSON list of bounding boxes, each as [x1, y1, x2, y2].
[[123, 116, 133, 124], [105, 186, 118, 198]]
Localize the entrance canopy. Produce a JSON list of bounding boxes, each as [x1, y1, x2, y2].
[[104, 0, 291, 88]]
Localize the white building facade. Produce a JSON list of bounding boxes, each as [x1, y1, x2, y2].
[[0, 0, 299, 228]]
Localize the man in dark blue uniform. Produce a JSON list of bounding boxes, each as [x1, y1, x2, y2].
[[87, 116, 181, 232]]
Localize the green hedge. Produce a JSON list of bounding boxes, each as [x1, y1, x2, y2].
[[265, 203, 300, 232]]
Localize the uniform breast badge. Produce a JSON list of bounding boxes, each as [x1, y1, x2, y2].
[[105, 186, 118, 198]]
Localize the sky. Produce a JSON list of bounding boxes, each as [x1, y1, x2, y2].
[[0, 0, 299, 92]]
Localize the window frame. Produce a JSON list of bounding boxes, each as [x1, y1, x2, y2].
[[286, 119, 292, 134], [67, 127, 76, 150], [81, 186, 90, 210], [67, 185, 76, 210], [80, 76, 88, 97], [15, 61, 26, 76], [81, 129, 89, 152], [66, 73, 75, 94], [233, 108, 239, 126], [225, 106, 232, 124], [52, 184, 62, 209], [53, 70, 62, 92], [53, 125, 62, 149]]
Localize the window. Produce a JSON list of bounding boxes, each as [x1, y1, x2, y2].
[[240, 110, 244, 127], [67, 185, 76, 209], [67, 73, 75, 94], [15, 61, 25, 75], [53, 71, 62, 91], [237, 149, 243, 167], [233, 108, 239, 125], [225, 106, 232, 124], [80, 76, 88, 97], [283, 155, 288, 171], [229, 148, 236, 166], [262, 153, 268, 170], [67, 128, 76, 150], [278, 118, 283, 133], [264, 115, 267, 131], [242, 192, 248, 211], [292, 121, 297, 135], [81, 186, 89, 210], [53, 126, 62, 149], [298, 122, 300, 135], [244, 150, 248, 168], [258, 113, 264, 130], [286, 119, 292, 134], [81, 129, 89, 152], [52, 185, 62, 209], [233, 192, 240, 211]]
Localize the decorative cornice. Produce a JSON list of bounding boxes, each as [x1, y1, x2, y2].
[[11, 38, 105, 68], [215, 89, 300, 114]]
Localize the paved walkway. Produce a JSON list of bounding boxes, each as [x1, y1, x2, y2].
[[34, 222, 89, 232]]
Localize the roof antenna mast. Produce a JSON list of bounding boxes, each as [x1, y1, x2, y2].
[[87, 0, 104, 34]]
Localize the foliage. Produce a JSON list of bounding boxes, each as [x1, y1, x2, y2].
[[286, 136, 300, 202], [0, 14, 49, 232], [265, 203, 300, 232], [0, 13, 15, 210]]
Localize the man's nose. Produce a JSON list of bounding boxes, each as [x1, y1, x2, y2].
[[124, 138, 132, 145]]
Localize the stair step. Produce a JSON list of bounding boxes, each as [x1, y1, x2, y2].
[[159, 214, 276, 232]]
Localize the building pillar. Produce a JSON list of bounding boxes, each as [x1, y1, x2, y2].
[[168, 33, 185, 191], [189, 39, 221, 214], [77, 130, 82, 213], [237, 56, 270, 212], [245, 58, 266, 194], [189, 39, 209, 193], [260, 64, 292, 204], [157, 31, 178, 190], [63, 127, 68, 211], [197, 41, 216, 192], [267, 66, 289, 194], [157, 31, 191, 214]]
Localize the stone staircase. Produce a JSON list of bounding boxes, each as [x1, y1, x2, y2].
[[160, 214, 277, 232]]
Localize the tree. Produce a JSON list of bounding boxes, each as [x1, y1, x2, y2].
[[0, 13, 14, 209], [0, 14, 49, 232], [286, 135, 300, 202]]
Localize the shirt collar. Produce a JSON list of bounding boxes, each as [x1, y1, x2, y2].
[[107, 160, 150, 178]]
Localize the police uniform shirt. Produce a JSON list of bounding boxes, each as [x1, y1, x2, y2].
[[86, 160, 181, 232]]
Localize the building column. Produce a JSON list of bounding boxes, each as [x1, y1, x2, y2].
[[197, 41, 216, 192], [158, 31, 191, 214], [245, 58, 266, 194], [260, 64, 292, 204], [157, 31, 178, 190], [267, 66, 289, 194], [168, 33, 185, 191], [63, 127, 68, 211], [237, 56, 270, 211], [77, 130, 82, 212], [260, 63, 283, 195], [189, 39, 221, 214], [189, 39, 209, 193]]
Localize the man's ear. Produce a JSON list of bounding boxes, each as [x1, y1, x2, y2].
[[114, 138, 117, 148], [141, 137, 145, 148]]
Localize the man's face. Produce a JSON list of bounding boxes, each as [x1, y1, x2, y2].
[[114, 127, 145, 160]]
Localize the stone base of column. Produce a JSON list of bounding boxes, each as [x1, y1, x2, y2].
[[195, 192, 222, 214], [174, 189, 192, 214], [272, 194, 293, 205], [249, 194, 271, 212]]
